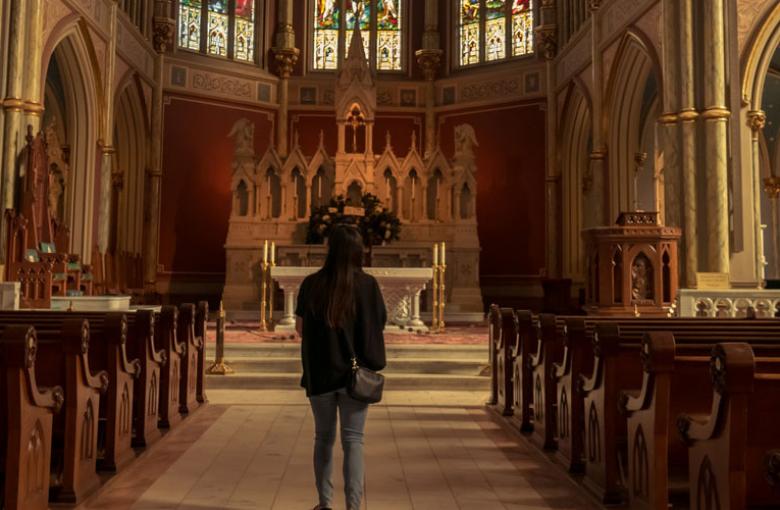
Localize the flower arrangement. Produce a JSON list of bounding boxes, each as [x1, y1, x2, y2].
[[306, 193, 401, 247]]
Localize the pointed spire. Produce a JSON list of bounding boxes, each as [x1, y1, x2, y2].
[[411, 130, 417, 152], [318, 129, 325, 150], [385, 131, 392, 151]]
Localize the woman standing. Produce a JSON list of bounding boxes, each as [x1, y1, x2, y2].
[[295, 225, 387, 510]]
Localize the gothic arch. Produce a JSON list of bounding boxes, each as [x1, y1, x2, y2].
[[603, 30, 662, 221], [559, 81, 594, 282], [41, 28, 100, 262], [741, 3, 780, 280], [113, 75, 150, 257]]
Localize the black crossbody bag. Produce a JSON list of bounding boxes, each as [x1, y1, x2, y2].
[[342, 333, 384, 404]]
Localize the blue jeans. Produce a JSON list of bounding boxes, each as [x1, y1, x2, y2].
[[309, 388, 369, 510]]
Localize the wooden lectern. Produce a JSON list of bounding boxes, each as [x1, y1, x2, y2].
[[583, 212, 681, 316]]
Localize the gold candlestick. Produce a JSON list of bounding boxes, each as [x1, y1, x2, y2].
[[431, 244, 440, 331], [259, 259, 269, 332], [268, 260, 276, 331], [438, 263, 447, 333], [207, 301, 234, 374]]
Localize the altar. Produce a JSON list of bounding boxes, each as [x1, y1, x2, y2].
[[272, 266, 434, 332]]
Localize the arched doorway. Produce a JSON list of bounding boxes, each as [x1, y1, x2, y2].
[[41, 32, 99, 262]]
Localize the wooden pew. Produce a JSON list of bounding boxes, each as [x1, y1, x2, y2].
[[0, 311, 150, 471], [679, 343, 780, 510], [33, 319, 109, 504], [509, 310, 536, 433], [580, 320, 780, 504], [156, 305, 184, 429], [528, 314, 566, 451], [487, 304, 501, 407], [177, 303, 202, 415], [194, 301, 209, 405], [494, 308, 517, 417], [1, 325, 64, 510]]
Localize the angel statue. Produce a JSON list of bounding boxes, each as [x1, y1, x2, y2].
[[228, 118, 255, 158], [454, 124, 479, 167]]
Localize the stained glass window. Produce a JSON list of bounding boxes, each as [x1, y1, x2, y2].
[[178, 0, 259, 62], [458, 0, 534, 66], [314, 0, 341, 69], [234, 0, 255, 62], [377, 0, 402, 70], [460, 0, 481, 66], [345, 0, 371, 61], [207, 0, 228, 57], [512, 0, 533, 57], [178, 0, 202, 51], [311, 0, 406, 71], [485, 0, 506, 61]]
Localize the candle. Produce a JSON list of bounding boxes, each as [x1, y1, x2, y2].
[[263, 240, 268, 264], [433, 243, 439, 266], [441, 242, 446, 265], [270, 242, 276, 265]]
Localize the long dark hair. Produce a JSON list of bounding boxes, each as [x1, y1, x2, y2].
[[310, 225, 364, 328]]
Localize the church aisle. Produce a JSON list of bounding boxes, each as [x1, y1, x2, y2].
[[76, 392, 600, 510]]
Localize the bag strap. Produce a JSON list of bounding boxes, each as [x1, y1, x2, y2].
[[339, 329, 359, 371]]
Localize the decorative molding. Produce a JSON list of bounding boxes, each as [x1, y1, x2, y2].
[[556, 25, 592, 86], [116, 19, 155, 79], [600, 0, 654, 48], [43, 0, 72, 45], [460, 79, 521, 102], [191, 72, 254, 100]]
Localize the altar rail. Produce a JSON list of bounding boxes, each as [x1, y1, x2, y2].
[[676, 288, 780, 317]]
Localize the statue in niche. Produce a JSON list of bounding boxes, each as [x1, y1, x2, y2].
[[454, 124, 478, 169], [631, 254, 654, 302], [228, 118, 255, 159], [44, 121, 69, 222]]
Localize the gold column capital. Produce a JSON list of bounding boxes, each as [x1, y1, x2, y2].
[[657, 112, 679, 124], [272, 47, 300, 79], [747, 109, 767, 132], [536, 25, 558, 60], [764, 176, 780, 199], [415, 49, 443, 81]]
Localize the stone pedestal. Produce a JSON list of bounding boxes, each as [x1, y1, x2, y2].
[[583, 212, 681, 316]]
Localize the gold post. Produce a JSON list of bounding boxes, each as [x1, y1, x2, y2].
[[259, 260, 269, 332], [207, 301, 234, 374], [268, 242, 276, 331], [438, 242, 446, 333], [431, 243, 440, 331]]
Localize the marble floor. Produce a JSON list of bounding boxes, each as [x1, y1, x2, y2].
[[78, 391, 601, 510]]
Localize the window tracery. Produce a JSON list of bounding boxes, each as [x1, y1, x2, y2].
[[177, 0, 258, 63], [458, 0, 534, 67]]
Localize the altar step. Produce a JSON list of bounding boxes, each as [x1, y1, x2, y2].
[[205, 343, 490, 392]]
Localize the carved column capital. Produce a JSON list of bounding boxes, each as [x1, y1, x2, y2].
[[152, 17, 175, 53], [764, 176, 780, 199], [536, 25, 558, 60], [273, 47, 300, 79], [588, 0, 601, 12], [748, 110, 767, 133], [415, 49, 443, 81]]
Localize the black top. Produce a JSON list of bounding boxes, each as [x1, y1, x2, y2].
[[296, 270, 387, 396]]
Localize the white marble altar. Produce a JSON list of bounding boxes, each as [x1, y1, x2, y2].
[[50, 295, 133, 311], [272, 266, 434, 332]]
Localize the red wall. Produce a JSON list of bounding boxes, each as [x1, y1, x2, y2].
[[439, 102, 547, 278], [160, 95, 274, 274]]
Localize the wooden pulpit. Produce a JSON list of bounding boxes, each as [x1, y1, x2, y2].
[[583, 212, 681, 316]]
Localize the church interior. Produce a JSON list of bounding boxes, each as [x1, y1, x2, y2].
[[3, 0, 780, 509]]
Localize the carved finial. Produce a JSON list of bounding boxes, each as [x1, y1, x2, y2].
[[293, 130, 300, 150], [318, 130, 325, 149], [411, 131, 417, 151], [385, 131, 392, 150]]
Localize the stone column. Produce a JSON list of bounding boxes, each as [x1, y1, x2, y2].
[[2, 0, 28, 213], [98, 2, 119, 257], [588, 0, 607, 226], [144, 54, 165, 293], [657, 0, 680, 228], [678, 0, 699, 287], [702, 0, 730, 275], [273, 0, 299, 159], [416, 0, 443, 160], [22, 0, 45, 133], [538, 0, 559, 276], [749, 110, 768, 284]]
